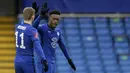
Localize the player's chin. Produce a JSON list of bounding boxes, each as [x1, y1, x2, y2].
[[53, 25, 57, 28]]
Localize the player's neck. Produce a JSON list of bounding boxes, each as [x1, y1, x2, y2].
[[24, 20, 32, 25], [48, 24, 55, 30]]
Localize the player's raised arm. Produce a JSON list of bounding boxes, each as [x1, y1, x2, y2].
[[32, 2, 49, 28], [30, 29, 48, 72], [58, 31, 76, 71]]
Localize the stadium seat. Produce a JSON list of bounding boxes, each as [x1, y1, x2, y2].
[[63, 17, 78, 24], [65, 29, 79, 35], [81, 28, 95, 36], [125, 23, 130, 28], [115, 42, 128, 48], [89, 65, 103, 72], [101, 54, 116, 60], [124, 17, 130, 23], [66, 36, 80, 43], [79, 17, 93, 24], [110, 23, 123, 28], [79, 23, 94, 29], [99, 42, 112, 48], [103, 59, 117, 66], [111, 28, 125, 35], [94, 17, 107, 23], [97, 35, 112, 42], [109, 18, 122, 23], [105, 65, 119, 72], [96, 28, 110, 35], [95, 23, 108, 28]]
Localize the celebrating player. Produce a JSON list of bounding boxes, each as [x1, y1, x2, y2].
[[14, 7, 48, 73], [33, 10, 76, 73]]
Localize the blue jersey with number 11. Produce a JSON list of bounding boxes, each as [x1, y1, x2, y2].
[[15, 23, 46, 62]]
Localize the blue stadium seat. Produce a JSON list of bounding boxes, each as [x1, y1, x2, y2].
[[105, 72, 120, 73], [110, 23, 123, 28], [82, 35, 96, 42], [68, 43, 81, 48], [96, 28, 110, 35], [95, 23, 108, 28], [64, 23, 78, 29], [94, 17, 107, 23], [86, 53, 100, 60], [121, 66, 130, 72], [85, 49, 99, 56], [101, 54, 116, 60], [125, 23, 130, 28], [100, 48, 113, 54], [87, 59, 102, 66], [69, 48, 82, 54], [63, 17, 78, 24], [94, 17, 108, 29], [116, 48, 129, 54], [99, 42, 112, 48], [126, 28, 130, 35], [65, 29, 79, 35], [84, 41, 97, 48], [103, 59, 117, 66], [105, 65, 119, 72], [66, 36, 80, 43], [89, 65, 103, 72], [98, 35, 112, 42], [79, 17, 93, 24], [109, 18, 122, 23], [111, 28, 125, 35], [57, 66, 71, 72], [115, 42, 128, 48], [79, 23, 94, 29], [124, 17, 130, 23], [120, 59, 130, 66], [81, 28, 95, 36], [91, 71, 104, 73]]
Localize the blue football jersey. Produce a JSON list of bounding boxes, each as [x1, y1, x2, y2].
[[15, 23, 41, 62], [37, 24, 61, 63]]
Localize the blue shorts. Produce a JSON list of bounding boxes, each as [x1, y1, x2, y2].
[[15, 61, 35, 73]]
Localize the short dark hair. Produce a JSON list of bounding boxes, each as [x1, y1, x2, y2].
[[49, 10, 61, 16], [23, 7, 35, 20]]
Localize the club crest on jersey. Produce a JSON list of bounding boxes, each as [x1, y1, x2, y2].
[[57, 32, 60, 36], [48, 31, 51, 33], [34, 33, 38, 38]]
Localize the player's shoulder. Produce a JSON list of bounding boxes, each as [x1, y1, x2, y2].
[[55, 27, 61, 32], [15, 23, 22, 28], [39, 24, 46, 27], [29, 26, 37, 32], [26, 26, 38, 36], [38, 24, 47, 29]]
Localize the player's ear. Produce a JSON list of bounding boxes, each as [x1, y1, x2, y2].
[[31, 15, 35, 21]]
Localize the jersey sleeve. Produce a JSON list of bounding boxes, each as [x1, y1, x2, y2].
[[30, 28, 39, 41], [30, 28, 46, 60], [37, 25, 44, 45], [32, 15, 42, 29], [58, 30, 70, 59]]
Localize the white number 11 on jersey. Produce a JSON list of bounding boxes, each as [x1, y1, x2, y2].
[[15, 31, 26, 49]]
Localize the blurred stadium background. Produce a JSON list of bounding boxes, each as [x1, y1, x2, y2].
[[0, 0, 130, 73]]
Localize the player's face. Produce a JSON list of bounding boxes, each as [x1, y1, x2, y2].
[[49, 14, 60, 28]]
